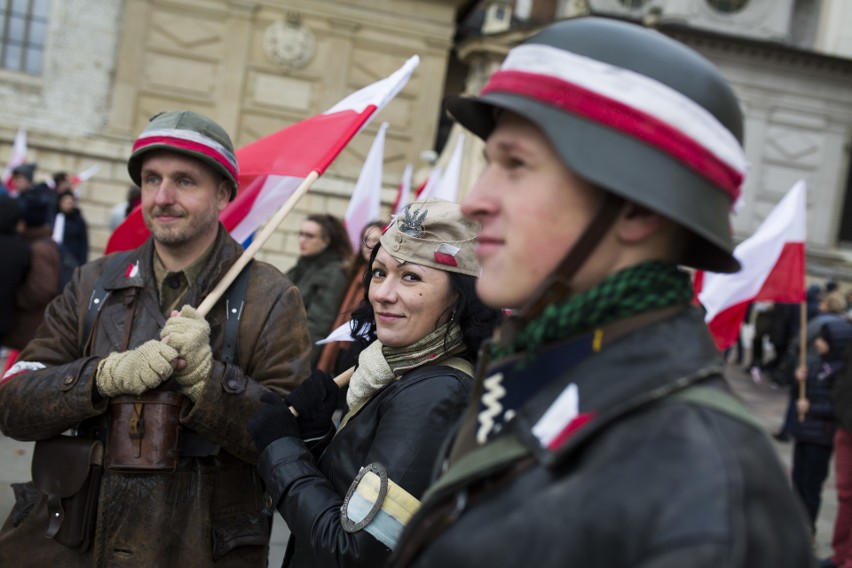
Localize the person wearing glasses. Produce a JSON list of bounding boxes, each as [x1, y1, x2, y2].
[[287, 214, 353, 365]]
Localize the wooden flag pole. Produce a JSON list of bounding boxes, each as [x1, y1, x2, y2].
[[797, 301, 807, 422], [196, 171, 319, 318], [191, 170, 355, 401]]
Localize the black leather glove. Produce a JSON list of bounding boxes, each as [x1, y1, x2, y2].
[[247, 392, 300, 454], [286, 369, 340, 440]]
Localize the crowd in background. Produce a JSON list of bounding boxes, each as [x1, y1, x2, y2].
[[0, 163, 89, 352]]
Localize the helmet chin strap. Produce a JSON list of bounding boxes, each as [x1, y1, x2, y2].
[[495, 192, 626, 348]]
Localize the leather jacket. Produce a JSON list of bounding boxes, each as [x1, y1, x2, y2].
[[0, 227, 312, 567], [258, 362, 473, 568], [390, 307, 816, 568]]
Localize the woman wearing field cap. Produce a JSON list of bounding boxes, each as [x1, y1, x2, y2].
[[389, 17, 815, 568], [247, 198, 502, 567]]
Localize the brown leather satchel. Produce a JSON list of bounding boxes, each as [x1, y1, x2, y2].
[[31, 436, 104, 552], [105, 391, 184, 471]]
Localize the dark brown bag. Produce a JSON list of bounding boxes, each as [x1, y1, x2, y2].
[[31, 436, 104, 552], [106, 391, 185, 471]]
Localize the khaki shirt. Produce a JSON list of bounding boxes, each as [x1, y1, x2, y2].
[[152, 242, 216, 314]]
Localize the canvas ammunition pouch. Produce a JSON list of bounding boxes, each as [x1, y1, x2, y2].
[[105, 391, 184, 471], [31, 436, 104, 552]]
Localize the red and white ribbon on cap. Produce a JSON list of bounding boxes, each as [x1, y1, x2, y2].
[[133, 127, 239, 182], [483, 44, 748, 201]]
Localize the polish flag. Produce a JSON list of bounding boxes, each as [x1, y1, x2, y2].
[[1, 128, 27, 193], [419, 132, 465, 203], [48, 164, 100, 192], [106, 56, 420, 253], [70, 164, 100, 187], [391, 163, 413, 217], [697, 180, 807, 350], [344, 122, 387, 253]]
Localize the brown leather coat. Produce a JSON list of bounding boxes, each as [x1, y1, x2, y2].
[[0, 227, 312, 567]]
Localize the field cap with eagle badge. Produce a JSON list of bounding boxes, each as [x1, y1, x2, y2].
[[380, 198, 480, 277]]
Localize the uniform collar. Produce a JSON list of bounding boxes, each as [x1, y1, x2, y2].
[[101, 224, 242, 296]]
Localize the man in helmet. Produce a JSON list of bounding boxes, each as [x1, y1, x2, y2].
[[0, 110, 312, 567], [390, 17, 815, 567]]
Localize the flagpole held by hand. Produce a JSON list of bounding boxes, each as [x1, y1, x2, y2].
[[289, 366, 354, 417], [195, 171, 319, 318]]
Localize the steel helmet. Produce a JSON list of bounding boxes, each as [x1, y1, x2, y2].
[[447, 17, 746, 273], [128, 110, 239, 200]]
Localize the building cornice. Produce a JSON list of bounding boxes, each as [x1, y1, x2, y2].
[[661, 24, 852, 78]]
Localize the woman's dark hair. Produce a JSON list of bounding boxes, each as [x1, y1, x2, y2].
[[349, 220, 385, 278], [306, 213, 353, 263], [350, 244, 503, 359]]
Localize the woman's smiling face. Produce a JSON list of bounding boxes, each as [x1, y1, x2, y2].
[[368, 246, 457, 348]]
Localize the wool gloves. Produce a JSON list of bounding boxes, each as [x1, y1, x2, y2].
[[96, 339, 178, 397], [161, 305, 213, 402], [94, 306, 213, 400]]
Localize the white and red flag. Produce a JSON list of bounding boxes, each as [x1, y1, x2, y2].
[[344, 122, 388, 252], [391, 163, 413, 217], [415, 166, 442, 201], [70, 164, 100, 188], [697, 180, 807, 350], [105, 56, 420, 253], [420, 132, 465, 203], [1, 128, 27, 193], [48, 164, 100, 192]]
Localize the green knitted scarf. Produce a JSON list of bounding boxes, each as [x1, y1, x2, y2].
[[492, 261, 694, 360]]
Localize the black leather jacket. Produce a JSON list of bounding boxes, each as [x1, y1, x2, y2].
[[391, 307, 816, 568], [258, 362, 472, 568]]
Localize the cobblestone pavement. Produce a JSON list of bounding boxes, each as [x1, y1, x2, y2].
[[0, 362, 833, 563]]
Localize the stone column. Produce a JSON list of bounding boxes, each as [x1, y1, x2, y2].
[[105, 0, 154, 137]]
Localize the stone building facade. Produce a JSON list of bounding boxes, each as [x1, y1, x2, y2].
[[1, 0, 465, 270], [3, 0, 852, 280]]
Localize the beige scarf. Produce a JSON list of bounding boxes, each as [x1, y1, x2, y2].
[[341, 322, 465, 427]]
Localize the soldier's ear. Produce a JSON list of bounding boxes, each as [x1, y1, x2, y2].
[[614, 203, 666, 244], [216, 180, 230, 211]]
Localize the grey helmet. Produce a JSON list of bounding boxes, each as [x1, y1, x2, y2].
[[447, 17, 746, 273], [128, 110, 239, 200]]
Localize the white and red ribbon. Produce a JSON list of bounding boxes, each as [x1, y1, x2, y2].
[[485, 44, 748, 201], [133, 128, 239, 182]]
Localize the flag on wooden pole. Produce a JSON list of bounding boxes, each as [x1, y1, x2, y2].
[[697, 180, 807, 350], [106, 56, 420, 253]]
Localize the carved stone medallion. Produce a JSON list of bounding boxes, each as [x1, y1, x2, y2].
[[263, 16, 316, 70]]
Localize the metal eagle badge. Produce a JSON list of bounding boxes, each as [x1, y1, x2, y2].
[[398, 204, 427, 238]]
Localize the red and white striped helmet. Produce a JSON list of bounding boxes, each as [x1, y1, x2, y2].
[[447, 17, 745, 273], [127, 110, 239, 200]]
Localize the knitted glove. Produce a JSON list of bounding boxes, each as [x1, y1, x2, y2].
[[96, 339, 178, 397], [247, 392, 301, 454], [286, 369, 339, 440], [161, 305, 212, 402]]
